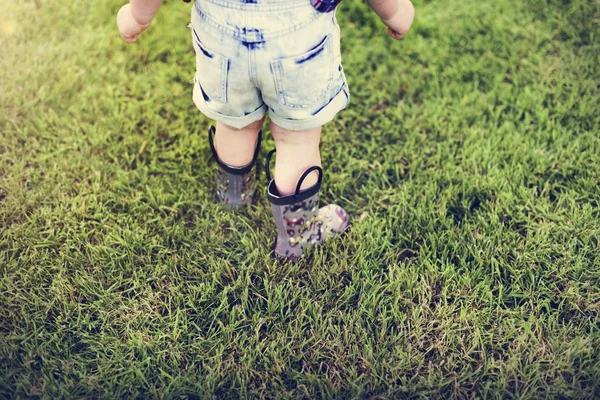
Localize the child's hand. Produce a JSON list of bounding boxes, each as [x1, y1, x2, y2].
[[381, 0, 415, 40], [117, 3, 151, 43]]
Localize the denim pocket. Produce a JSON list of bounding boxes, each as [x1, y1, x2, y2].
[[270, 35, 334, 109], [190, 26, 229, 104]]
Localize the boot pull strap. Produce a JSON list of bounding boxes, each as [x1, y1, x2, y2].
[[253, 130, 263, 166], [265, 149, 276, 182], [266, 149, 322, 193], [208, 125, 219, 161], [295, 166, 323, 195]]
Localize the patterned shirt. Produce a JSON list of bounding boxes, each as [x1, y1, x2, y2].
[[310, 0, 342, 12], [183, 0, 342, 12]]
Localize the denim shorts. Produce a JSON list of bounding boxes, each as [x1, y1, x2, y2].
[[189, 0, 350, 131]]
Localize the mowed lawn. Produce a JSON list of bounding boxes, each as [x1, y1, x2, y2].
[[1, 0, 599, 397]]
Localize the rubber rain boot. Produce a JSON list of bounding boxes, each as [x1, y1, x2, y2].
[[208, 125, 262, 207], [265, 150, 349, 260]]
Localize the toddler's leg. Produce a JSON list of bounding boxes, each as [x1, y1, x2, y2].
[[267, 122, 349, 260], [214, 117, 265, 167], [209, 117, 264, 207], [271, 121, 321, 194]]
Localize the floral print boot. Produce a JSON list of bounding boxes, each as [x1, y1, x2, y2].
[[265, 150, 349, 260], [208, 126, 262, 207]]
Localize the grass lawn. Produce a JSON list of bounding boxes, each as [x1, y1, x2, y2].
[[1, 0, 599, 397]]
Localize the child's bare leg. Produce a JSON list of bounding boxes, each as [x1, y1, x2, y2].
[[267, 121, 348, 259], [271, 121, 321, 195], [214, 117, 265, 167], [211, 118, 264, 207]]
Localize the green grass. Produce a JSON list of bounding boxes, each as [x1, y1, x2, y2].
[[1, 0, 599, 397]]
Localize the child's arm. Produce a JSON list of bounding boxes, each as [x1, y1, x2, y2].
[[117, 0, 162, 43], [367, 0, 415, 40]]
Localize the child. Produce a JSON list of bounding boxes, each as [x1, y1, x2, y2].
[[117, 0, 415, 259]]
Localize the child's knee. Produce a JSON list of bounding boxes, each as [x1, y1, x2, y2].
[[271, 122, 322, 145], [218, 117, 265, 134]]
